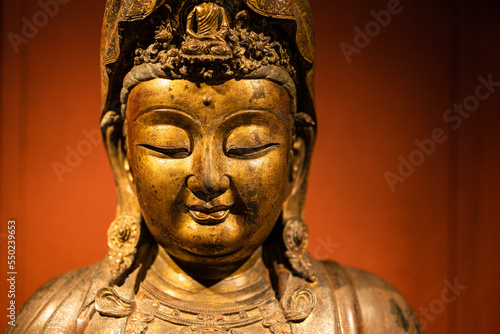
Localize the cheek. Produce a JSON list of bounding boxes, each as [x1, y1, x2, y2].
[[129, 147, 187, 226], [228, 149, 289, 224]]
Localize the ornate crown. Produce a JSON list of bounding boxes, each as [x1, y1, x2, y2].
[[132, 2, 296, 81]]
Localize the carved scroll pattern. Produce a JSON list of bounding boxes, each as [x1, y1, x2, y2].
[[246, 0, 295, 19]]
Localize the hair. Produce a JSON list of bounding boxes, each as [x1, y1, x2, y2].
[[119, 63, 298, 119]]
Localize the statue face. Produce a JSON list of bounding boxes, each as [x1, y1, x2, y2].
[[126, 78, 293, 268]]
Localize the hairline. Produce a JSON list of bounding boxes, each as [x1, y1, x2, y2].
[[119, 63, 298, 120]]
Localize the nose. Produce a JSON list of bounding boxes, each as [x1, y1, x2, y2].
[[186, 145, 230, 202]]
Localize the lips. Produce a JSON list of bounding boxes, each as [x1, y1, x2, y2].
[[187, 205, 232, 224]]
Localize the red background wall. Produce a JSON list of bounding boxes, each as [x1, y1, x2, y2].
[[1, 0, 499, 333]]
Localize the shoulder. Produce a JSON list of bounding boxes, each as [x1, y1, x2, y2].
[[8, 262, 104, 333], [320, 261, 423, 334]]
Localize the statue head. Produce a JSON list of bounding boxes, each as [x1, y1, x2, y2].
[[100, 0, 316, 284], [127, 77, 294, 273]]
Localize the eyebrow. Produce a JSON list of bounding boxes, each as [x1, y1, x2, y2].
[[222, 108, 288, 124], [133, 107, 197, 124]]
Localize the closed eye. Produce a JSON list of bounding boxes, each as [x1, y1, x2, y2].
[[226, 143, 279, 158], [139, 144, 190, 159]]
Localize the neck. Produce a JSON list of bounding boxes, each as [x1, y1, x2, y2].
[[144, 247, 273, 306]]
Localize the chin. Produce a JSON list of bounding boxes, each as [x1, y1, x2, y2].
[[147, 210, 273, 268], [167, 245, 257, 280], [171, 241, 250, 265]]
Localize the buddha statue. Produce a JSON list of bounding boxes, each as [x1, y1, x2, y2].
[[9, 0, 422, 333], [181, 0, 232, 56]]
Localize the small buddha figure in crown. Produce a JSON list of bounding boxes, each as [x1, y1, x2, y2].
[[181, 1, 232, 57]]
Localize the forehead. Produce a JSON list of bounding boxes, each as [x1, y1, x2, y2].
[[126, 78, 291, 123]]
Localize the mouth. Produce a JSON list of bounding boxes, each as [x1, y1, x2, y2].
[[187, 205, 232, 225]]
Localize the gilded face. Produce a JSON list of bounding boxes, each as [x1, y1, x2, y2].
[[126, 78, 294, 267]]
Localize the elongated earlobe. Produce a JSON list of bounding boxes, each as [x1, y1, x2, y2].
[[290, 137, 306, 188], [123, 158, 134, 184], [282, 112, 317, 282], [101, 110, 142, 283]]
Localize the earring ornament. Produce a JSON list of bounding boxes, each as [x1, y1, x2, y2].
[[283, 217, 317, 283], [106, 215, 140, 282]]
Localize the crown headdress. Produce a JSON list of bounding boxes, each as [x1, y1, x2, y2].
[[131, 2, 296, 81]]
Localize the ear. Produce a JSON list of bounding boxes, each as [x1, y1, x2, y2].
[[283, 112, 316, 221], [101, 110, 141, 219], [289, 136, 306, 193], [101, 110, 146, 282], [281, 112, 318, 282]]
